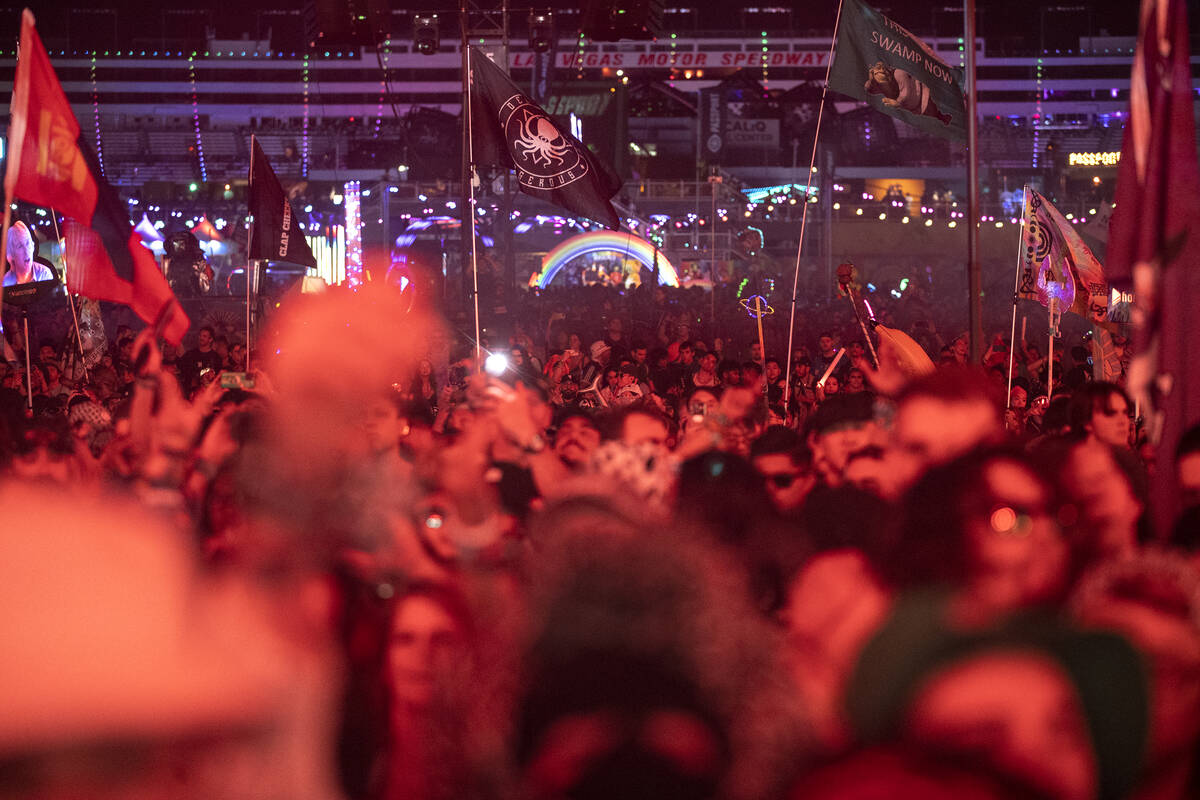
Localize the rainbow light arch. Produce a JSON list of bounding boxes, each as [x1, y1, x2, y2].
[[533, 231, 679, 289]]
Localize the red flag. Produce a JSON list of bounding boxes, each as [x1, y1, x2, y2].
[[4, 9, 97, 224], [5, 10, 188, 344], [1107, 0, 1200, 534]]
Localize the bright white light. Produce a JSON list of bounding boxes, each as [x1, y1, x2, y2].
[[484, 353, 508, 376]]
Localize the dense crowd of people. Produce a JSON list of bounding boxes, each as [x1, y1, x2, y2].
[[1, 278, 1196, 800]]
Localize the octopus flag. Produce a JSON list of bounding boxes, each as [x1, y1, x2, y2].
[[1018, 187, 1108, 321], [468, 47, 622, 230], [827, 0, 966, 141]]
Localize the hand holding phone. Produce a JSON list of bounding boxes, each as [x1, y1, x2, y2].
[[219, 371, 256, 390]]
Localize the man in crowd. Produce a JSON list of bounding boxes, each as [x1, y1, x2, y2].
[[178, 326, 223, 396], [751, 426, 814, 513], [888, 367, 1004, 491], [2, 221, 53, 286]]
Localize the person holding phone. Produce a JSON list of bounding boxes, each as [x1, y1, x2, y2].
[[178, 326, 223, 397]]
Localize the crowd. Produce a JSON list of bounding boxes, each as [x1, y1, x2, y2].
[[1, 275, 1196, 800]]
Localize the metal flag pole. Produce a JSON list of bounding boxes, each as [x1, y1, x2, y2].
[[245, 135, 257, 372], [783, 0, 846, 413], [965, 0, 983, 363], [709, 168, 718, 338], [49, 208, 89, 382], [1047, 297, 1057, 400], [1005, 186, 1028, 408], [461, 28, 482, 367]]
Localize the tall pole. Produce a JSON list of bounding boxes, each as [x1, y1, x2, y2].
[[461, 22, 482, 367], [783, 0, 844, 412], [1005, 186, 1028, 408], [964, 0, 983, 363], [246, 135, 257, 371], [709, 169, 718, 337], [460, 4, 474, 333]]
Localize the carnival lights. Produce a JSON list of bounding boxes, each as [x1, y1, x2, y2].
[[343, 180, 363, 287]]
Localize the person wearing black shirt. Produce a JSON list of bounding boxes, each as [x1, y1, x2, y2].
[[178, 326, 222, 396]]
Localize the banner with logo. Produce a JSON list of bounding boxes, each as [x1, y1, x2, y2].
[[827, 0, 967, 141], [1018, 186, 1108, 320], [469, 47, 621, 229], [698, 87, 726, 163]]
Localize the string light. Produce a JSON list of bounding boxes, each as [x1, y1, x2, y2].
[[669, 33, 678, 89], [343, 180, 363, 287], [373, 39, 389, 140], [90, 52, 105, 177], [302, 53, 311, 177], [187, 53, 207, 182], [760, 30, 769, 94], [1033, 57, 1044, 168]]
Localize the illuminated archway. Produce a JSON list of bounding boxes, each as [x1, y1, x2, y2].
[[533, 231, 679, 289]]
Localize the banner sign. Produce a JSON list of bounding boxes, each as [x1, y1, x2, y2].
[[699, 87, 726, 162], [827, 0, 967, 141], [511, 50, 831, 70], [726, 118, 781, 148]]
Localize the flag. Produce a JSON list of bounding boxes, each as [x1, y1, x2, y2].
[[64, 139, 190, 345], [248, 137, 317, 269], [1107, 0, 1200, 534], [6, 10, 187, 344], [827, 0, 966, 141], [468, 47, 622, 229], [1091, 325, 1125, 384], [4, 9, 97, 224], [1018, 187, 1108, 321]]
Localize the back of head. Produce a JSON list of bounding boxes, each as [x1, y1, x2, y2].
[[519, 520, 804, 800]]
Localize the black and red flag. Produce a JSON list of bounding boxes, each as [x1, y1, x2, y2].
[[5, 9, 188, 344], [468, 47, 622, 230], [1107, 0, 1200, 534], [247, 137, 317, 269]]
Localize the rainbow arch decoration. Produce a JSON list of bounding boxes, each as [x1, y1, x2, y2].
[[533, 231, 679, 289]]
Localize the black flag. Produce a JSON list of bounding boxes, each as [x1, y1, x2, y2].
[[248, 137, 317, 269], [469, 47, 622, 230]]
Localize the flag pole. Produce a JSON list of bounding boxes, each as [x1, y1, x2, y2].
[[783, 0, 845, 413], [462, 30, 482, 368], [1047, 297, 1057, 400], [1005, 186, 1027, 408], [245, 135, 257, 372], [965, 0, 982, 363], [49, 208, 89, 382]]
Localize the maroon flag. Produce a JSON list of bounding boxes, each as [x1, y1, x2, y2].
[[1107, 0, 1200, 533], [63, 140, 190, 345]]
